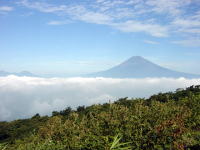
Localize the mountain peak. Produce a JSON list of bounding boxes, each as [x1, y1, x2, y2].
[[125, 56, 148, 62], [88, 56, 200, 78], [125, 56, 144, 62], [120, 56, 151, 66], [129, 56, 144, 60]]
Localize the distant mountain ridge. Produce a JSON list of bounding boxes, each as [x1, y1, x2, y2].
[[0, 71, 36, 77], [88, 56, 200, 78]]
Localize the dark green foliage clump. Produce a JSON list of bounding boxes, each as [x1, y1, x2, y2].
[[0, 115, 48, 143], [0, 85, 200, 150]]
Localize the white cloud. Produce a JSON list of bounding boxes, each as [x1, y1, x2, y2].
[[172, 18, 200, 36], [144, 40, 159, 45], [170, 14, 200, 46], [47, 20, 72, 25], [173, 19, 200, 27], [18, 0, 67, 13], [73, 10, 113, 24], [0, 6, 13, 13], [16, 0, 200, 45], [0, 75, 200, 121], [17, 0, 168, 37], [172, 38, 200, 47], [0, 6, 13, 11], [145, 0, 191, 16], [113, 20, 168, 37]]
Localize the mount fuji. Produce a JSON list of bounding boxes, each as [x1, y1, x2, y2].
[[88, 56, 200, 78]]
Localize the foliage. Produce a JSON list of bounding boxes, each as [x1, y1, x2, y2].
[[0, 85, 200, 149], [110, 135, 131, 150]]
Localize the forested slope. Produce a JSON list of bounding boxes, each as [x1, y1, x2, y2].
[[0, 85, 200, 150]]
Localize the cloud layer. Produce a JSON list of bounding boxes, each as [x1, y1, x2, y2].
[[1, 75, 200, 121]]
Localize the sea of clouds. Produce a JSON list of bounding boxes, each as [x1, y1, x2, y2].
[[1, 75, 200, 121]]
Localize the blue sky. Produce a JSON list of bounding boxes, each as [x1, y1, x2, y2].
[[0, 0, 200, 76]]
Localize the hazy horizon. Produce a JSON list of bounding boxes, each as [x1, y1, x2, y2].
[[1, 55, 200, 78]]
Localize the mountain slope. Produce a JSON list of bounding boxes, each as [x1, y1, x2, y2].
[[88, 56, 200, 78]]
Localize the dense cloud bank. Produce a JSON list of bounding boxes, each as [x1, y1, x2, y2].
[[1, 75, 200, 121]]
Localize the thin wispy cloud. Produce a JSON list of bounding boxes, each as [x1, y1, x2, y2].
[[172, 38, 200, 47], [0, 6, 13, 11], [145, 0, 190, 16], [172, 11, 200, 30], [144, 40, 159, 45], [16, 0, 200, 45], [17, 0, 169, 37], [0, 6, 13, 14], [113, 21, 168, 37], [17, 0, 66, 13], [47, 20, 72, 25]]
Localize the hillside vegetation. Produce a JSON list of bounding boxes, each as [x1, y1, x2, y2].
[[0, 85, 200, 150]]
